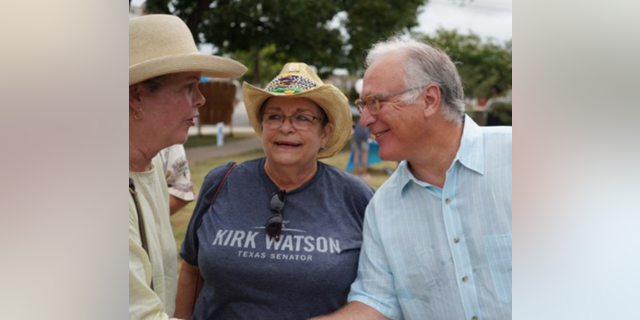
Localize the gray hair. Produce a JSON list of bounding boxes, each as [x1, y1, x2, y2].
[[365, 36, 465, 124]]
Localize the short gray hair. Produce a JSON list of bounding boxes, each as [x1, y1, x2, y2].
[[365, 36, 465, 124]]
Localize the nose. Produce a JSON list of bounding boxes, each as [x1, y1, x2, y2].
[[194, 87, 205, 108], [359, 108, 376, 127], [279, 115, 295, 132]]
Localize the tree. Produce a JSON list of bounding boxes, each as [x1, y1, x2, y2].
[[145, 0, 425, 86], [420, 29, 512, 99], [342, 0, 424, 74]]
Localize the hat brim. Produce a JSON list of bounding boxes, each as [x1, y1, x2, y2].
[[129, 53, 247, 85], [243, 82, 352, 159]]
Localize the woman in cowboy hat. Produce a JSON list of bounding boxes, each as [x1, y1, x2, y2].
[[175, 63, 375, 320], [129, 14, 246, 320]]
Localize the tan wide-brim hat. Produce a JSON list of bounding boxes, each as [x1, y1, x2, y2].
[[129, 14, 247, 85], [243, 62, 351, 159]]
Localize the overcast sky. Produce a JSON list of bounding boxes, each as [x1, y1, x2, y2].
[[131, 0, 512, 44], [415, 0, 512, 43]]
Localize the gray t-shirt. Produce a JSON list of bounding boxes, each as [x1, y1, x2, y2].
[[181, 158, 375, 320]]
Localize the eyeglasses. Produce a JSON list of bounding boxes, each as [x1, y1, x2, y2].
[[354, 85, 427, 115], [265, 190, 286, 241], [262, 113, 323, 130]]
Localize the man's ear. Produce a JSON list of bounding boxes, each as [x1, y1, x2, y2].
[[422, 84, 441, 117], [129, 84, 143, 107]]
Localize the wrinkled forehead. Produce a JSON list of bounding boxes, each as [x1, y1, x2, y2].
[[362, 54, 406, 96]]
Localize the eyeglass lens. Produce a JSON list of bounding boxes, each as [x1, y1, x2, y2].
[[355, 86, 427, 115], [263, 113, 320, 130], [355, 96, 379, 114]]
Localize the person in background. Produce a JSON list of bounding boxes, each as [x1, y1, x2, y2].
[[310, 36, 512, 320], [159, 144, 195, 215], [174, 62, 375, 320], [129, 14, 246, 320], [350, 118, 370, 178], [349, 78, 371, 178]]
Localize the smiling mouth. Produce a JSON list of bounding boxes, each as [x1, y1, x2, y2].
[[373, 129, 390, 138], [275, 141, 302, 147]]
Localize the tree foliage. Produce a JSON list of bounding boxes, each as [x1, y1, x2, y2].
[[341, 0, 424, 73], [420, 29, 512, 99], [144, 0, 424, 86]]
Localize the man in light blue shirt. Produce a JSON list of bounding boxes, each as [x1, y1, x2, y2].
[[311, 36, 511, 320]]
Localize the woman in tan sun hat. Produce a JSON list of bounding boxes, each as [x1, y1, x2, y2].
[[129, 14, 246, 320], [174, 62, 375, 319]]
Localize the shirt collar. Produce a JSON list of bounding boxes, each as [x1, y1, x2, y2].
[[396, 115, 485, 194], [457, 114, 485, 175]]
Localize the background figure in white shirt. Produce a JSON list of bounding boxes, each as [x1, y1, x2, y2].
[[159, 144, 195, 214]]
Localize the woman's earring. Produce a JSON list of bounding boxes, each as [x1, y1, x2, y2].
[[133, 109, 144, 121]]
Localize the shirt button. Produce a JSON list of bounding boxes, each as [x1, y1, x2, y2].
[[472, 317, 478, 320], [462, 276, 468, 282], [453, 237, 460, 243], [445, 198, 451, 204]]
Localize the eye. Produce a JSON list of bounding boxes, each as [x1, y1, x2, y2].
[[295, 114, 314, 122], [266, 114, 283, 121]]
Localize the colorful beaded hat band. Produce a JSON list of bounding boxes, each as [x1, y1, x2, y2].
[[265, 75, 318, 95]]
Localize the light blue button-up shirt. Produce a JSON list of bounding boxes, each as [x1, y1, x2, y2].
[[348, 116, 512, 320]]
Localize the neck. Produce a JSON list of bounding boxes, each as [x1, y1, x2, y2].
[[129, 140, 154, 172], [408, 118, 464, 188], [264, 159, 318, 192]]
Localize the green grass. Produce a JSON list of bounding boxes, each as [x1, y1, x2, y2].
[[169, 147, 397, 257], [184, 131, 257, 149]]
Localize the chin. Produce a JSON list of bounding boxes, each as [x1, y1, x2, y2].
[[377, 146, 403, 163], [270, 157, 301, 167], [174, 131, 190, 145], [271, 152, 313, 167]]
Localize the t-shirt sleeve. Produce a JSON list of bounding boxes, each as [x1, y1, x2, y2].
[[356, 180, 375, 218], [180, 162, 235, 265], [347, 202, 403, 320]]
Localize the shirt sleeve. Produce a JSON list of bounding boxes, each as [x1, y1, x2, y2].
[[348, 202, 403, 320], [129, 202, 180, 320], [164, 145, 195, 202]]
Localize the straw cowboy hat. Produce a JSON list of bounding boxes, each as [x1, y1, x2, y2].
[[129, 14, 247, 85], [243, 62, 351, 159]]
